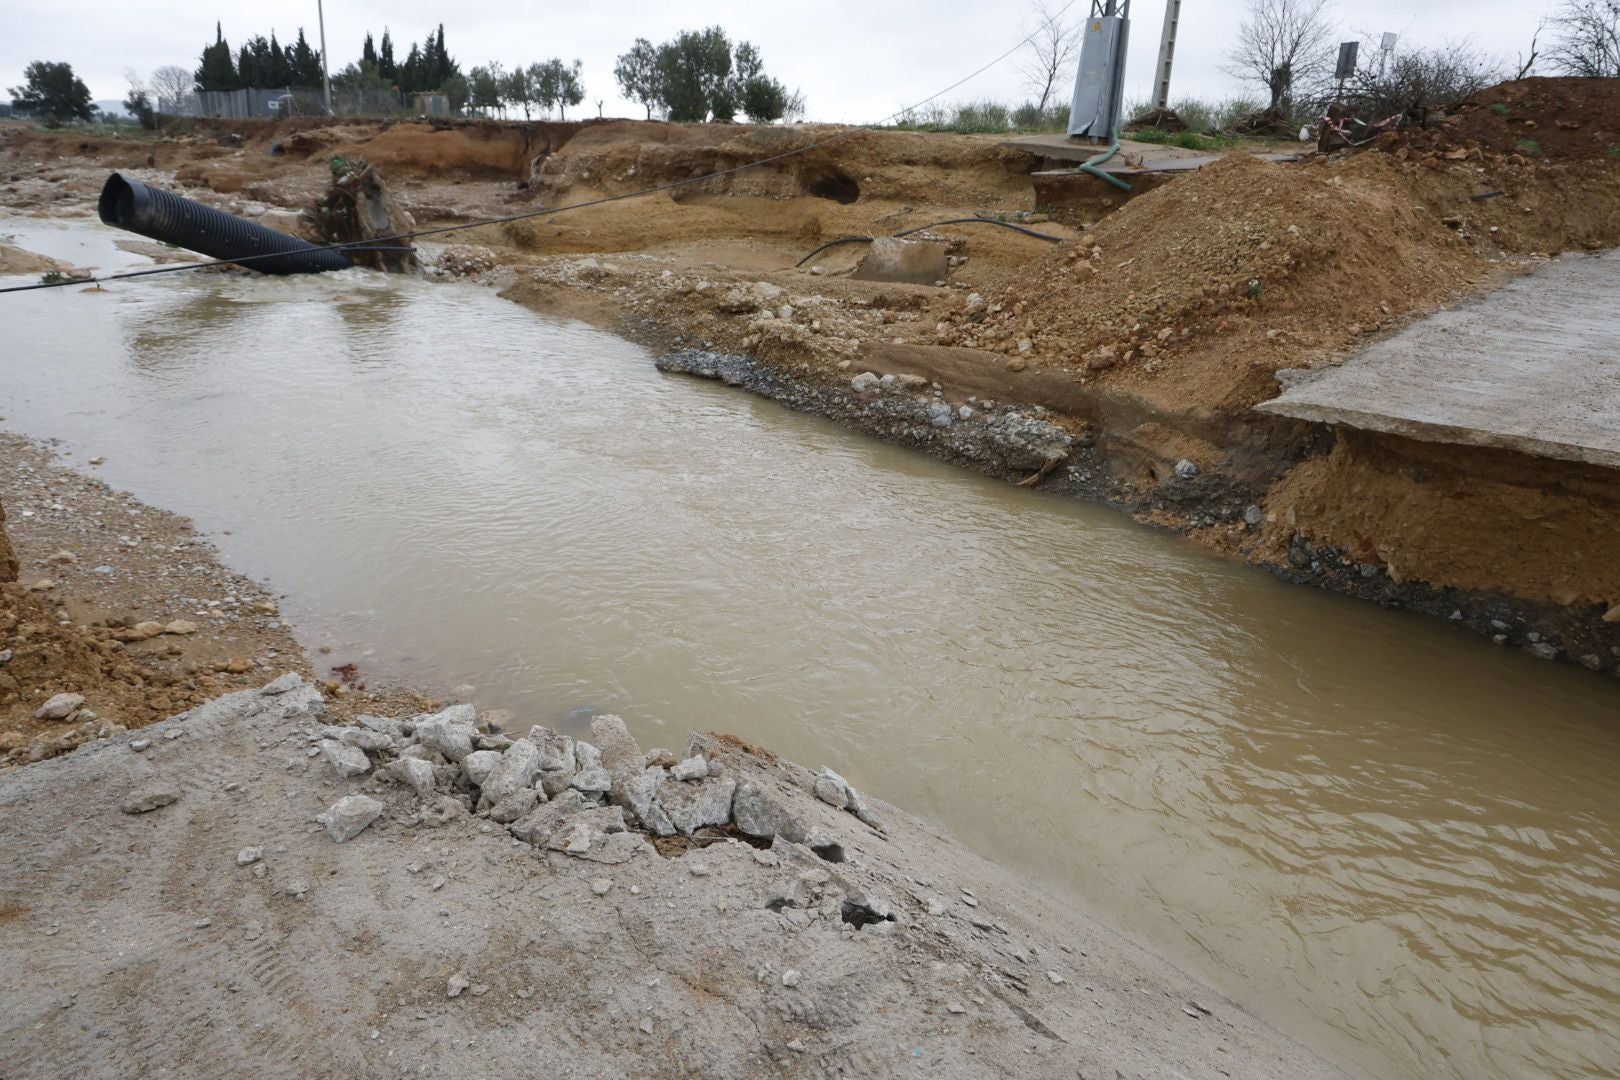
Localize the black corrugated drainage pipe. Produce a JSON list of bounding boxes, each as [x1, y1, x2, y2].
[[98, 173, 353, 275]]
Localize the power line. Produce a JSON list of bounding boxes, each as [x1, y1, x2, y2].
[[0, 4, 1078, 297]]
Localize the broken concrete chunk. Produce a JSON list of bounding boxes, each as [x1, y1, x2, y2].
[[357, 713, 406, 740], [732, 781, 807, 843], [533, 728, 576, 773], [671, 755, 708, 782], [275, 684, 327, 721], [538, 768, 576, 798], [852, 236, 950, 285], [412, 705, 478, 762], [488, 788, 539, 824], [507, 789, 589, 846], [569, 766, 612, 795], [319, 794, 385, 843], [121, 786, 181, 814], [588, 715, 641, 774], [460, 749, 503, 787], [573, 740, 602, 773], [259, 673, 303, 697], [34, 693, 85, 721], [813, 771, 850, 810], [479, 738, 542, 806], [319, 739, 371, 778], [613, 766, 676, 837], [389, 757, 437, 796], [337, 727, 394, 753], [658, 776, 736, 836]]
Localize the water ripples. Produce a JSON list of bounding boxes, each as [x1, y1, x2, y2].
[[5, 224, 1620, 1079]]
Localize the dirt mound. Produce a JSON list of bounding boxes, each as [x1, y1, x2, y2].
[[1438, 77, 1620, 160], [0, 499, 15, 582], [952, 153, 1485, 408]]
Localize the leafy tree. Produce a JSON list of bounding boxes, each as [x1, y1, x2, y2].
[[378, 29, 397, 82], [505, 66, 536, 119], [441, 72, 470, 114], [534, 58, 585, 119], [196, 23, 238, 91], [468, 62, 506, 116], [1547, 0, 1620, 76], [614, 38, 662, 120], [10, 61, 95, 126], [1223, 0, 1336, 111], [288, 30, 323, 88], [730, 41, 790, 122], [655, 27, 733, 122]]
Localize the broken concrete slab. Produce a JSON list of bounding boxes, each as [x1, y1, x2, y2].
[[852, 237, 949, 286], [1258, 249, 1620, 470]]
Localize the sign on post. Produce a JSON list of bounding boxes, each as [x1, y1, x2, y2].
[[1335, 41, 1360, 81]]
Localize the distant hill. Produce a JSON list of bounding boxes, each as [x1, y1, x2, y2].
[[93, 99, 131, 120]]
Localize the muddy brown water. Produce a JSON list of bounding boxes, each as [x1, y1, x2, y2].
[[5, 219, 1620, 1080]]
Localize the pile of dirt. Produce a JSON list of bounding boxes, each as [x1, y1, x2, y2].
[[0, 498, 15, 582], [0, 580, 194, 761], [1436, 76, 1620, 161], [949, 152, 1487, 409]]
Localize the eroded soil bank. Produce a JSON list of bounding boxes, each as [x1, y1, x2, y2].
[[6, 85, 1619, 675]]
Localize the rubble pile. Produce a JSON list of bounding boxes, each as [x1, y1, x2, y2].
[[301, 696, 887, 865]]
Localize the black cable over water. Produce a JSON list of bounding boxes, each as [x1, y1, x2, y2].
[[794, 217, 1064, 268], [0, 0, 1078, 298]]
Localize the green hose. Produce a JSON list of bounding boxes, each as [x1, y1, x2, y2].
[[1080, 136, 1132, 192]]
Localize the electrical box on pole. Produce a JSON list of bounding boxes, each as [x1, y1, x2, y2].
[[1067, 1, 1132, 141]]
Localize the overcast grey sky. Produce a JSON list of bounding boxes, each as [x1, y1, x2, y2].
[[5, 1, 1554, 120]]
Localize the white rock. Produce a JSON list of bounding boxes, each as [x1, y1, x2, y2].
[[413, 705, 478, 762], [850, 371, 880, 392], [319, 739, 371, 778], [659, 776, 736, 835], [389, 757, 437, 796], [671, 755, 708, 782], [481, 738, 542, 806], [34, 693, 85, 721], [318, 795, 385, 843], [782, 969, 802, 988], [236, 847, 263, 866]]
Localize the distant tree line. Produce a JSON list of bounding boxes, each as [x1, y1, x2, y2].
[[615, 28, 802, 123], [194, 22, 326, 91]]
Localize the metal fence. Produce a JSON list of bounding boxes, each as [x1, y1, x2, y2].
[[172, 87, 454, 120]]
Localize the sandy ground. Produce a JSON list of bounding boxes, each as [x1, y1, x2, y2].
[[0, 674, 1349, 1079]]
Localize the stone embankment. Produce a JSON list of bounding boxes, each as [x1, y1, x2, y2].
[[0, 674, 1347, 1079]]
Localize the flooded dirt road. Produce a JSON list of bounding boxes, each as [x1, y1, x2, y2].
[[5, 220, 1620, 1079]]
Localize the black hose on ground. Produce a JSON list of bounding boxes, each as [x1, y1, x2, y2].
[[794, 216, 1064, 268], [97, 173, 353, 275]]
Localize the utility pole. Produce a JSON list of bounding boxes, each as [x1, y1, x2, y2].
[[317, 0, 333, 115], [1151, 0, 1182, 111]]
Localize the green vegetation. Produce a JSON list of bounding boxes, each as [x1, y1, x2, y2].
[[8, 60, 94, 127], [615, 28, 799, 124], [1129, 127, 1240, 151], [39, 270, 88, 285], [1606, 144, 1620, 159], [1516, 138, 1544, 157], [1490, 103, 1511, 116], [889, 100, 1065, 134]]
